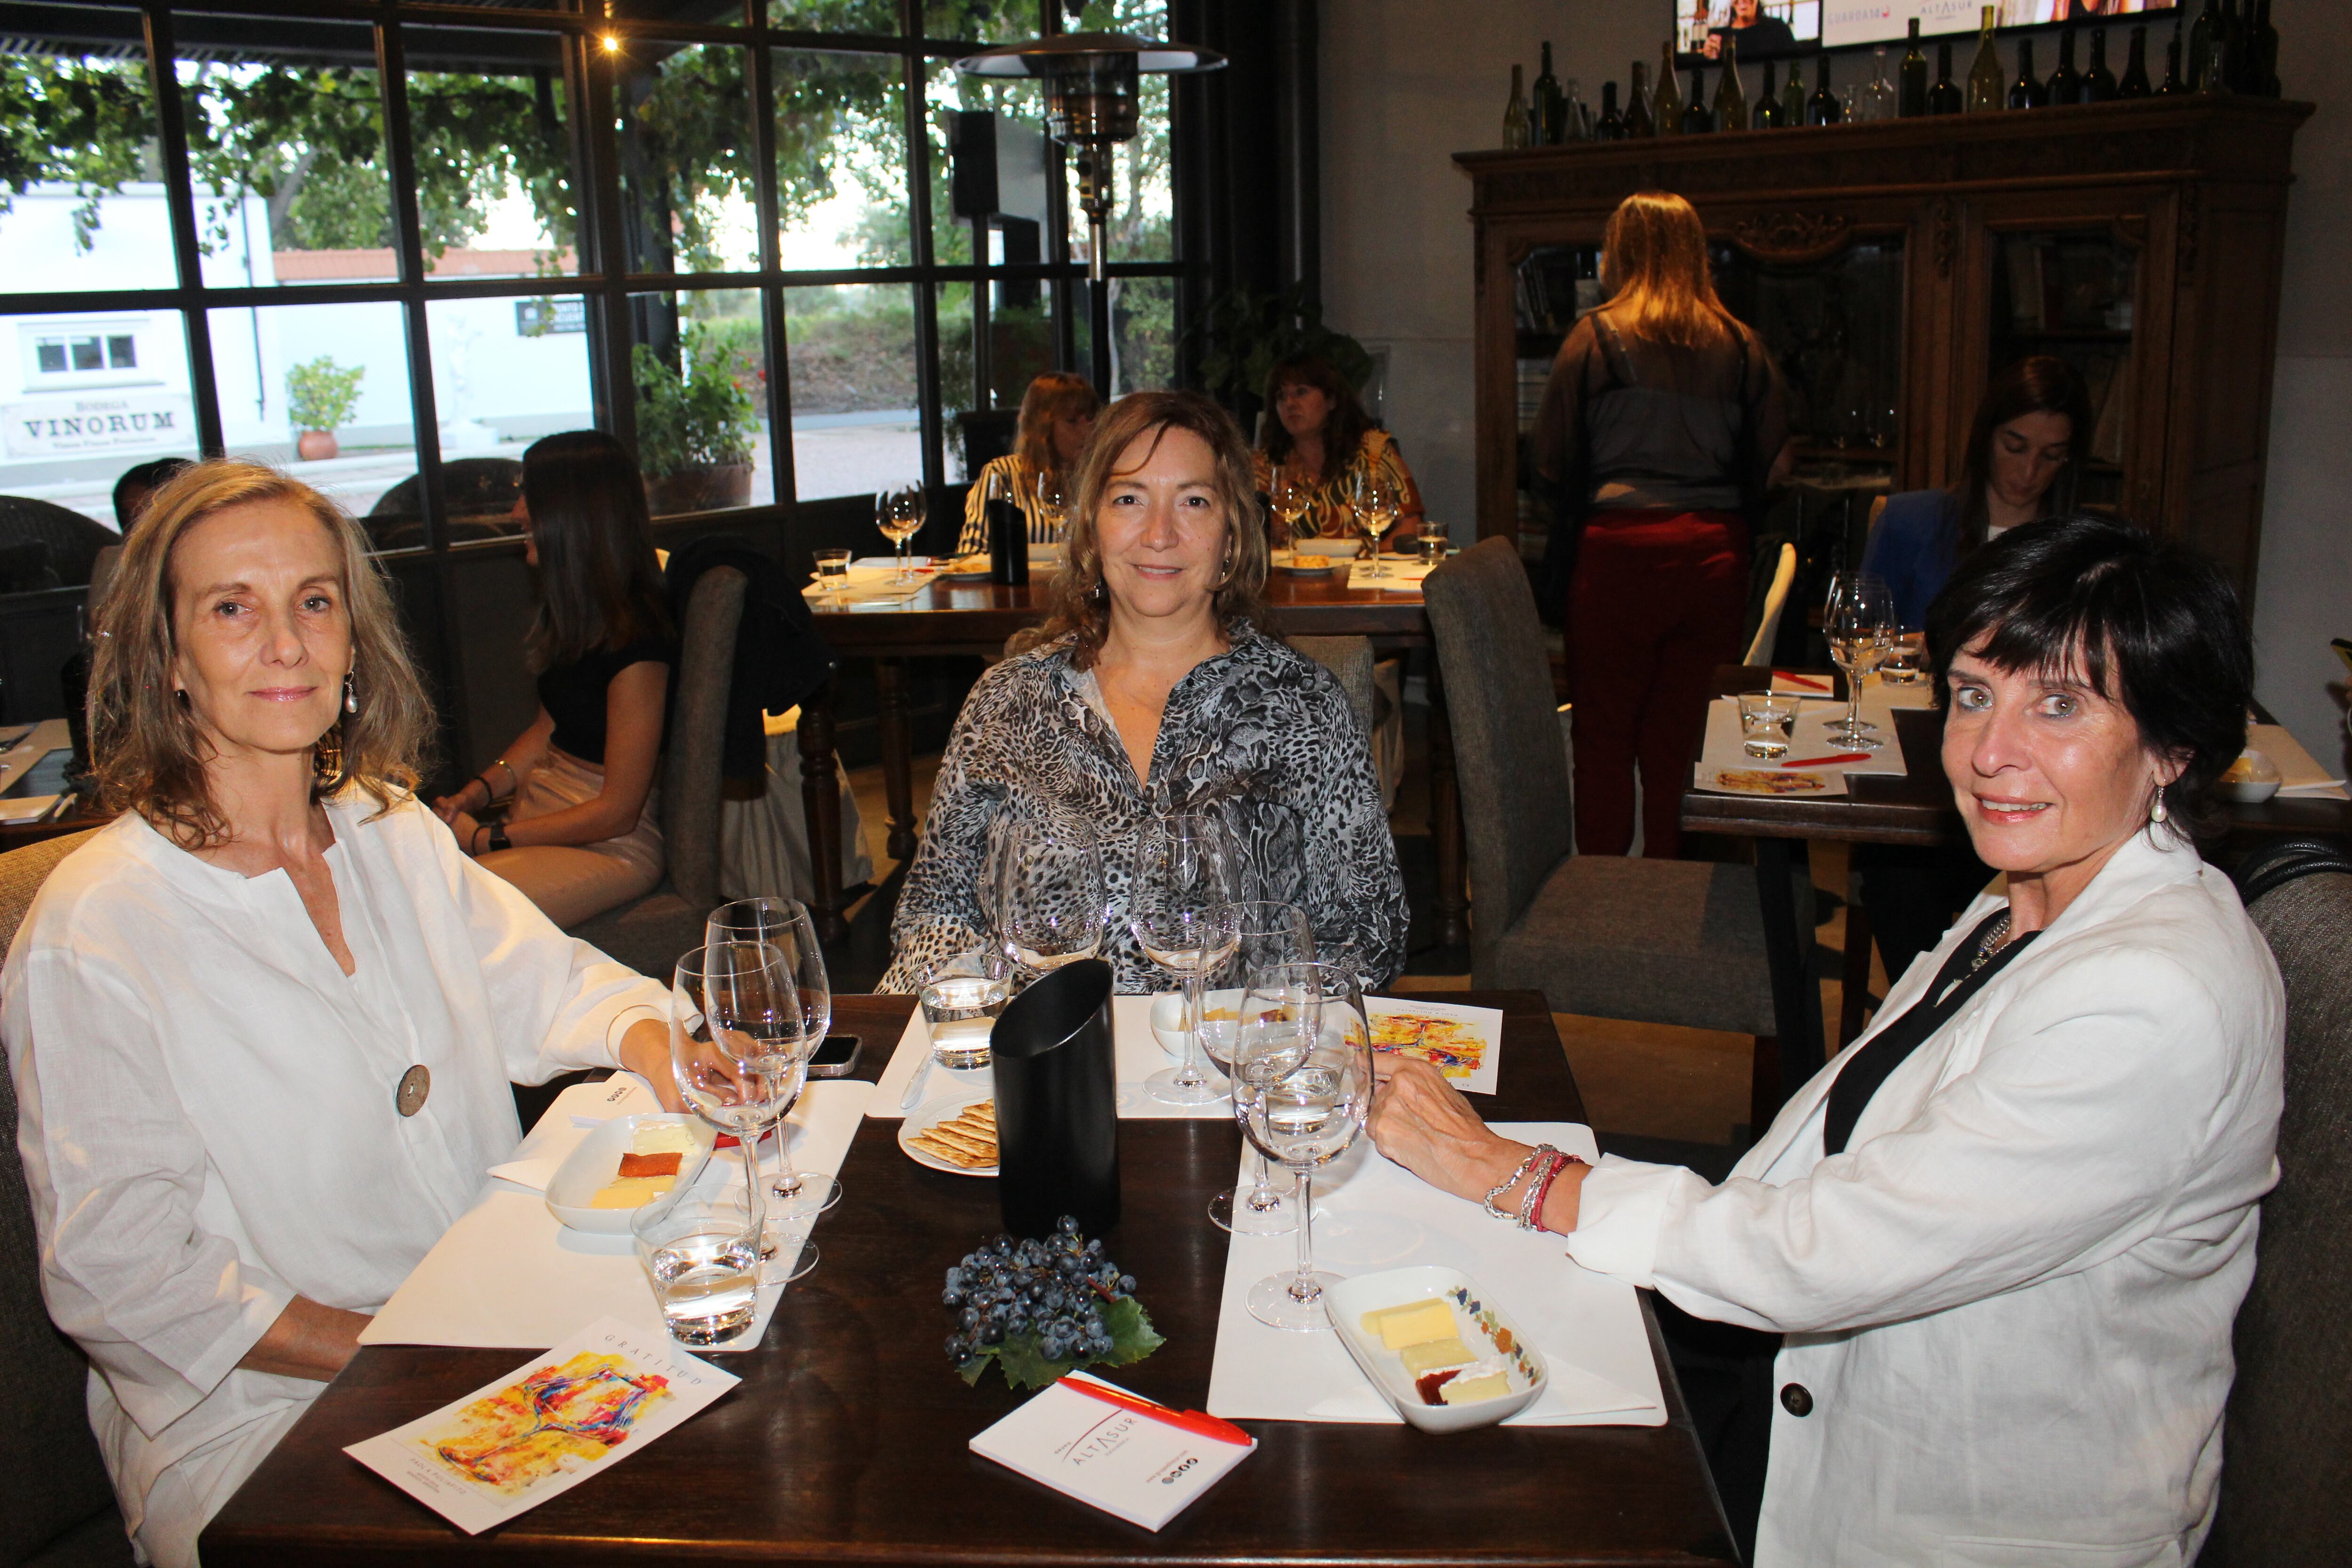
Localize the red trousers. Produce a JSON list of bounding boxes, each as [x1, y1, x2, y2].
[[1567, 509, 1749, 860]]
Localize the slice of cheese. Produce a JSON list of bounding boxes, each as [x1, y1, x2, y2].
[[587, 1174, 676, 1209], [630, 1122, 699, 1156], [1438, 1369, 1512, 1405], [1361, 1297, 1455, 1351], [1400, 1337, 1476, 1377]]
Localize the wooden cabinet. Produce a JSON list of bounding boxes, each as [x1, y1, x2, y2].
[[1454, 97, 2311, 595]]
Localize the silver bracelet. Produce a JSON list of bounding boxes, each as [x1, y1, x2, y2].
[[1517, 1151, 1564, 1230], [1483, 1143, 1557, 1223]]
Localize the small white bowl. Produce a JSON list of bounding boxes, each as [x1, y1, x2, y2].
[[1324, 1265, 1549, 1433], [2224, 748, 2283, 803], [545, 1113, 715, 1234], [1148, 988, 1244, 1060]]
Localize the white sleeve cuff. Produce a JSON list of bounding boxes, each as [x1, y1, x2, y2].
[[602, 1002, 666, 1063], [1564, 1155, 1708, 1289]]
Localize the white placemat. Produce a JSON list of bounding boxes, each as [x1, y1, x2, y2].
[[363, 1079, 872, 1352], [2249, 722, 2349, 798], [1698, 693, 1911, 778], [1343, 560, 1432, 592], [870, 995, 1234, 1121], [1203, 1123, 1665, 1427]]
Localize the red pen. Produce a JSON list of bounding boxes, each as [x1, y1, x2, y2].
[[1055, 1376, 1253, 1447], [1781, 752, 1874, 768], [1772, 669, 1835, 692]]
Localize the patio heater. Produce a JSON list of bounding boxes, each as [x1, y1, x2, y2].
[[954, 25, 1223, 395]]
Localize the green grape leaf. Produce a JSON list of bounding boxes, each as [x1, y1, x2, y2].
[[1096, 1295, 1166, 1367]]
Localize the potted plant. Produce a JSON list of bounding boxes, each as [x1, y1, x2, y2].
[[634, 319, 763, 515], [286, 356, 366, 461], [1187, 282, 1375, 435]]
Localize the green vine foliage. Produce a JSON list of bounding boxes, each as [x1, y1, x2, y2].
[[285, 355, 366, 433], [631, 320, 763, 478], [0, 57, 156, 250], [1191, 282, 1375, 409]]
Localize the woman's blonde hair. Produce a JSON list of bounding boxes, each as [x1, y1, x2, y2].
[[89, 459, 435, 848], [1012, 372, 1101, 477], [1012, 390, 1269, 670], [1600, 191, 1738, 352]]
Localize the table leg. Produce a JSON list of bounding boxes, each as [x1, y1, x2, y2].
[[1752, 837, 1823, 1114], [798, 684, 847, 946], [875, 657, 918, 864], [1426, 660, 1469, 950]]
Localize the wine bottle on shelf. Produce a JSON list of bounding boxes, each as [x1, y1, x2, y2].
[[1655, 40, 1684, 136], [2253, 0, 2280, 97], [1532, 41, 1564, 143], [2188, 0, 2218, 91], [2216, 0, 2244, 92], [1714, 34, 1748, 131], [1561, 78, 1591, 141], [2158, 18, 2186, 96], [2118, 25, 2153, 98], [1627, 64, 1655, 137], [2084, 27, 2119, 102], [1781, 54, 1807, 127], [1859, 45, 1897, 122], [1967, 5, 2005, 112], [1503, 64, 1532, 148], [1683, 67, 1714, 134], [1808, 53, 1841, 126], [1928, 43, 1963, 115], [1596, 80, 1627, 141], [1755, 60, 1784, 128], [1898, 18, 1929, 118], [2048, 24, 2082, 105], [2010, 38, 2046, 109]]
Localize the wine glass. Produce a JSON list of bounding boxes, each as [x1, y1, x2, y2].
[[705, 897, 840, 1219], [1130, 813, 1241, 1107], [1269, 467, 1311, 547], [1197, 901, 1314, 1235], [1033, 468, 1070, 544], [1824, 571, 1896, 750], [878, 484, 925, 581], [669, 941, 816, 1284], [1234, 961, 1374, 1330], [993, 810, 1106, 985], [1352, 469, 1400, 577]]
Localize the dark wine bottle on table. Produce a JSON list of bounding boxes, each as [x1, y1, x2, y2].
[[1596, 80, 1626, 141], [1808, 53, 1841, 126], [1682, 68, 1714, 133], [1898, 19, 1929, 118], [1928, 43, 1963, 115], [2084, 27, 2119, 101], [1628, 62, 1657, 136], [2118, 25, 2152, 98], [1714, 35, 1748, 131], [1756, 60, 1784, 128], [2048, 24, 2082, 105], [2158, 18, 2187, 95], [2010, 38, 2045, 109], [1533, 41, 1564, 143]]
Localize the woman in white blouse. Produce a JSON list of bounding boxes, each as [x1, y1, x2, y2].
[[1, 461, 679, 1568], [1369, 516, 2282, 1567]]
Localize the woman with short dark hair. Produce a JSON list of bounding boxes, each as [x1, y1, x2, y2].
[[1368, 515, 2281, 1566], [1251, 352, 1425, 549], [432, 429, 675, 926]]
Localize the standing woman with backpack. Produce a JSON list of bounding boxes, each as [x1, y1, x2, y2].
[[1534, 191, 1792, 860]]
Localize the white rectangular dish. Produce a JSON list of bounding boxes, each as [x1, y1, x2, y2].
[[1323, 1265, 1548, 1433], [544, 1113, 715, 1234]]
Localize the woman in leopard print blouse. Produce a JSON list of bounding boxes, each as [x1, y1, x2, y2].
[[879, 391, 1407, 994]]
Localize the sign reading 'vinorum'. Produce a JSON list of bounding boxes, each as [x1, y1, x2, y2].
[[4, 394, 196, 458]]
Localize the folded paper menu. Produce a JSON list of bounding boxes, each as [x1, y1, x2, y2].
[[968, 1371, 1255, 1532], [346, 1316, 737, 1535]]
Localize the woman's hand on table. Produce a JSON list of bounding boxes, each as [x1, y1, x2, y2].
[[1369, 1057, 1588, 1235], [444, 809, 483, 855], [617, 1018, 686, 1112]]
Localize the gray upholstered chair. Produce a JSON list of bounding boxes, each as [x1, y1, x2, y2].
[[2201, 839, 2352, 1566], [1423, 539, 1790, 1091], [0, 830, 135, 1567], [565, 564, 747, 979], [1290, 634, 1377, 736]]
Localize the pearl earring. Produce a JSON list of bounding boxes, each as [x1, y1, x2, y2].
[[2150, 790, 2169, 826], [343, 672, 358, 714]]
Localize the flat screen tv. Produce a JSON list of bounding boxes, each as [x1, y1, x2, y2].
[[1675, 0, 2185, 63]]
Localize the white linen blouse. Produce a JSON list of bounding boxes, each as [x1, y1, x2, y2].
[[1565, 829, 2284, 1568], [1, 794, 667, 1568]]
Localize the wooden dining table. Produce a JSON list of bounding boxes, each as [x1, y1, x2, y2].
[[200, 991, 1734, 1567], [793, 570, 1466, 950]]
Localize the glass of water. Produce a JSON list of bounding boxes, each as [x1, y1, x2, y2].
[[812, 548, 852, 594], [1199, 902, 1314, 1236], [1737, 690, 1799, 759], [632, 1190, 761, 1347], [920, 951, 1009, 1073], [1880, 628, 1927, 685]]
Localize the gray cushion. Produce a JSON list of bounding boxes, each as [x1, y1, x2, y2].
[[566, 888, 710, 984], [1290, 636, 1377, 737], [1489, 855, 1782, 1037], [2204, 869, 2352, 1566]]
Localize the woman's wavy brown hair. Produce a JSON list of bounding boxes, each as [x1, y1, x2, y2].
[[89, 459, 435, 848], [1600, 190, 1738, 352], [1011, 390, 1270, 670], [1011, 371, 1101, 478]]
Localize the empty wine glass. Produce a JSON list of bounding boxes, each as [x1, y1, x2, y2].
[[1824, 572, 1896, 750], [993, 810, 1106, 985], [1269, 467, 1311, 547], [1352, 470, 1400, 577], [878, 484, 925, 581], [1198, 902, 1314, 1235], [1234, 961, 1373, 1330], [670, 941, 816, 1285], [1130, 813, 1241, 1107], [705, 897, 839, 1219], [1033, 468, 1070, 543]]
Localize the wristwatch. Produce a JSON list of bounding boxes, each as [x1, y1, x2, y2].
[[487, 824, 511, 853]]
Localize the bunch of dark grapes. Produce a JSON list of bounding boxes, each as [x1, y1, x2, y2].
[[942, 1216, 1138, 1372]]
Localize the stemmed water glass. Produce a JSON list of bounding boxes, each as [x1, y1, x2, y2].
[[1033, 469, 1070, 544], [704, 898, 839, 1219], [1269, 467, 1311, 547], [1351, 470, 1400, 576], [1234, 961, 1374, 1330], [877, 485, 925, 581], [1131, 813, 1241, 1107], [1196, 902, 1315, 1235], [1824, 571, 1896, 750], [992, 811, 1106, 986], [669, 941, 817, 1285]]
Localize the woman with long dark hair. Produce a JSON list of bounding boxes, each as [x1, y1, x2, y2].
[[1534, 190, 1792, 859], [1251, 353, 1425, 550], [953, 371, 1100, 555], [1864, 355, 2093, 631], [432, 430, 675, 926]]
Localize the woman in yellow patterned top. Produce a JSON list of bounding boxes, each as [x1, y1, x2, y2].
[[1250, 354, 1425, 551], [954, 372, 1100, 556]]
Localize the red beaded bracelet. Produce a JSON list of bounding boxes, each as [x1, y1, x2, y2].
[[1520, 1151, 1583, 1233]]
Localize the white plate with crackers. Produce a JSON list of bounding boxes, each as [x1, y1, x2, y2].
[[899, 1091, 999, 1177]]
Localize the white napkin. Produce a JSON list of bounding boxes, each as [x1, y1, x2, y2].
[[365, 1080, 873, 1353], [868, 996, 1231, 1122], [1205, 1123, 1665, 1427], [485, 1075, 662, 1191]]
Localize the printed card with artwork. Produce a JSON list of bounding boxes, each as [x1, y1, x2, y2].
[[1366, 997, 1503, 1096], [346, 1318, 738, 1534]]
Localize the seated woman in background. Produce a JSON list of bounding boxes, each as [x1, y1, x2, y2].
[[1251, 354, 1425, 551], [882, 390, 1408, 993], [3, 461, 677, 1568], [1369, 515, 2279, 1567], [954, 371, 1100, 556], [434, 430, 675, 928]]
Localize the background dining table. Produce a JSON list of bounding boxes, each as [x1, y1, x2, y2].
[[199, 990, 1735, 1567]]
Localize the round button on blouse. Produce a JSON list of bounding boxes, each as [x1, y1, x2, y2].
[[395, 1064, 431, 1118], [1780, 1382, 1814, 1417]]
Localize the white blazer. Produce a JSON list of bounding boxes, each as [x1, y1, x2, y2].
[[1567, 829, 2283, 1567]]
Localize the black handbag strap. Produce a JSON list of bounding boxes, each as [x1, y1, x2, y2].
[[1822, 910, 2042, 1157]]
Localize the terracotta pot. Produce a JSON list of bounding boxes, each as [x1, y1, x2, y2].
[[295, 430, 339, 462], [644, 462, 754, 517]]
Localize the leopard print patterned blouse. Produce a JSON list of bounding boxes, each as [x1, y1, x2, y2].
[[878, 623, 1409, 994]]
